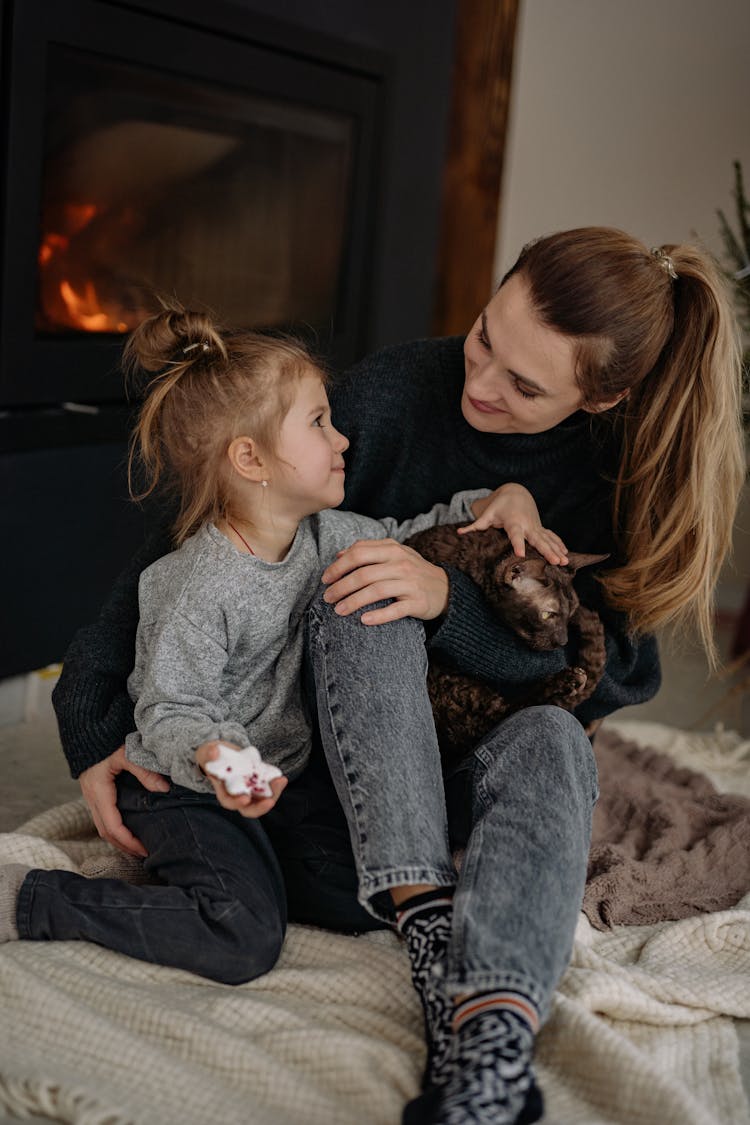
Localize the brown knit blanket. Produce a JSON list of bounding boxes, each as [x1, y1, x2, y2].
[[585, 728, 750, 930]]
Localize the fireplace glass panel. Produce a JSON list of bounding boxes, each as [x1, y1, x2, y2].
[[36, 46, 354, 337]]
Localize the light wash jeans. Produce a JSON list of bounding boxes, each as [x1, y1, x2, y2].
[[307, 591, 599, 1021]]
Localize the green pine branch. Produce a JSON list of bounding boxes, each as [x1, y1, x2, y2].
[[732, 159, 750, 262], [717, 160, 750, 341]]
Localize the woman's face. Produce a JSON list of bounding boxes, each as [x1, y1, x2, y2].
[[462, 273, 587, 434]]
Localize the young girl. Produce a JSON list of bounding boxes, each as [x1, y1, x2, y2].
[[0, 301, 563, 985]]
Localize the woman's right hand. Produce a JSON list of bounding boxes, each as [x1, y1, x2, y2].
[[78, 745, 170, 858], [322, 538, 450, 624]]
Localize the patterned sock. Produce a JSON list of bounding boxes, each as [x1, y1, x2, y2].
[[0, 864, 31, 942], [396, 888, 455, 1088], [435, 991, 541, 1125]]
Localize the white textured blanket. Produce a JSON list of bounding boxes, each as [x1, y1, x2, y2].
[[1, 720, 749, 1125]]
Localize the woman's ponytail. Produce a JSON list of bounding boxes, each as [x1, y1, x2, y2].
[[605, 245, 746, 664]]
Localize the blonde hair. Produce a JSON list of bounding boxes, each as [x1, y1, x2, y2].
[[505, 228, 746, 666], [125, 299, 325, 545]]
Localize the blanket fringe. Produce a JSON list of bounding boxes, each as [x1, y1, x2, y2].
[[0, 1074, 132, 1125]]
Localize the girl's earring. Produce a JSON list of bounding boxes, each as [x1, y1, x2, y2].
[[261, 480, 268, 488]]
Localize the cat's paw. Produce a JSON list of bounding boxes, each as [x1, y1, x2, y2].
[[558, 666, 588, 701]]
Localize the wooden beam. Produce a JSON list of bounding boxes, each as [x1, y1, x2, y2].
[[432, 0, 520, 336]]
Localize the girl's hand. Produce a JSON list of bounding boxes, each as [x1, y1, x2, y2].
[[458, 483, 568, 565], [195, 741, 288, 818], [78, 745, 170, 858], [322, 538, 450, 624]]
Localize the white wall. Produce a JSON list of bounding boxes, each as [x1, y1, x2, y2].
[[496, 0, 750, 607], [496, 0, 750, 278]]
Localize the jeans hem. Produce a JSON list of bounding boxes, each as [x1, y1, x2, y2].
[[441, 969, 547, 1021], [15, 868, 42, 939], [359, 866, 457, 921]]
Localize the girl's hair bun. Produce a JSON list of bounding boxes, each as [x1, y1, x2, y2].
[[124, 298, 226, 377], [125, 294, 322, 547]]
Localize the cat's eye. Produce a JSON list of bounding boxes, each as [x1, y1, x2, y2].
[[540, 610, 555, 620]]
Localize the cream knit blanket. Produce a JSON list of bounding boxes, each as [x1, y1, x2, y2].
[[0, 719, 748, 1125]]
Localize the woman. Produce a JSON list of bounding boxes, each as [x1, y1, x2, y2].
[[52, 228, 745, 1124]]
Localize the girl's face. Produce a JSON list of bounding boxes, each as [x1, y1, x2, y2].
[[267, 371, 349, 518], [462, 273, 586, 434]]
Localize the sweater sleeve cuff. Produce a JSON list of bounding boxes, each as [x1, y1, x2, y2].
[[427, 566, 567, 685], [574, 631, 661, 723]]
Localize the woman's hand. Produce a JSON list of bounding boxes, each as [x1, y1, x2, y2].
[[459, 483, 568, 564], [322, 538, 450, 624], [194, 742, 288, 818], [78, 745, 170, 858]]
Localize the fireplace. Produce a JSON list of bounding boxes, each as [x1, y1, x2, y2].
[[0, 0, 457, 676], [36, 47, 354, 342], [0, 0, 387, 416]]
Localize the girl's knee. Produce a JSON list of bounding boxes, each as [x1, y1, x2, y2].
[[219, 938, 284, 986], [197, 909, 285, 985]]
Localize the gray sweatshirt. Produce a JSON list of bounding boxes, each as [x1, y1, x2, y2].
[[125, 491, 486, 791]]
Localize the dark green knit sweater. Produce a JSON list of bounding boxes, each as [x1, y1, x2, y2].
[[53, 336, 660, 778]]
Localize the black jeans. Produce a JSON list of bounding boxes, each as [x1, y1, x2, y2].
[[17, 748, 381, 985]]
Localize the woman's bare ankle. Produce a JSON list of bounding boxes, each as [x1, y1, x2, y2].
[[390, 883, 440, 907]]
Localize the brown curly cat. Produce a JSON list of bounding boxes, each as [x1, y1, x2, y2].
[[405, 523, 609, 767]]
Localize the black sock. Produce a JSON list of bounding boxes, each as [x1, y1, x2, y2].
[[396, 889, 455, 1088], [436, 991, 540, 1125]]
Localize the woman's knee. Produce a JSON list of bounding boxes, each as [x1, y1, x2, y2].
[[478, 705, 598, 801], [533, 705, 597, 784], [307, 587, 426, 662], [499, 703, 585, 742], [309, 586, 421, 634]]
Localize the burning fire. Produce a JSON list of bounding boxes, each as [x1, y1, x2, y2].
[[59, 280, 128, 333], [38, 233, 68, 266], [37, 201, 141, 334]]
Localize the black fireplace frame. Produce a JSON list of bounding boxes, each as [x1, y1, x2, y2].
[[0, 0, 385, 424]]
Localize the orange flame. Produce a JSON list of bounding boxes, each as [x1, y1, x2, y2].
[[39, 203, 97, 267], [38, 201, 135, 333], [65, 203, 98, 235], [59, 280, 128, 333], [39, 232, 69, 266]]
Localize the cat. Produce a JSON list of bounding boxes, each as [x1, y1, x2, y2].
[[404, 522, 609, 767]]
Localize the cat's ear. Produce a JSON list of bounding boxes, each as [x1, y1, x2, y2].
[[505, 560, 525, 584], [501, 556, 546, 586], [562, 551, 609, 573]]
